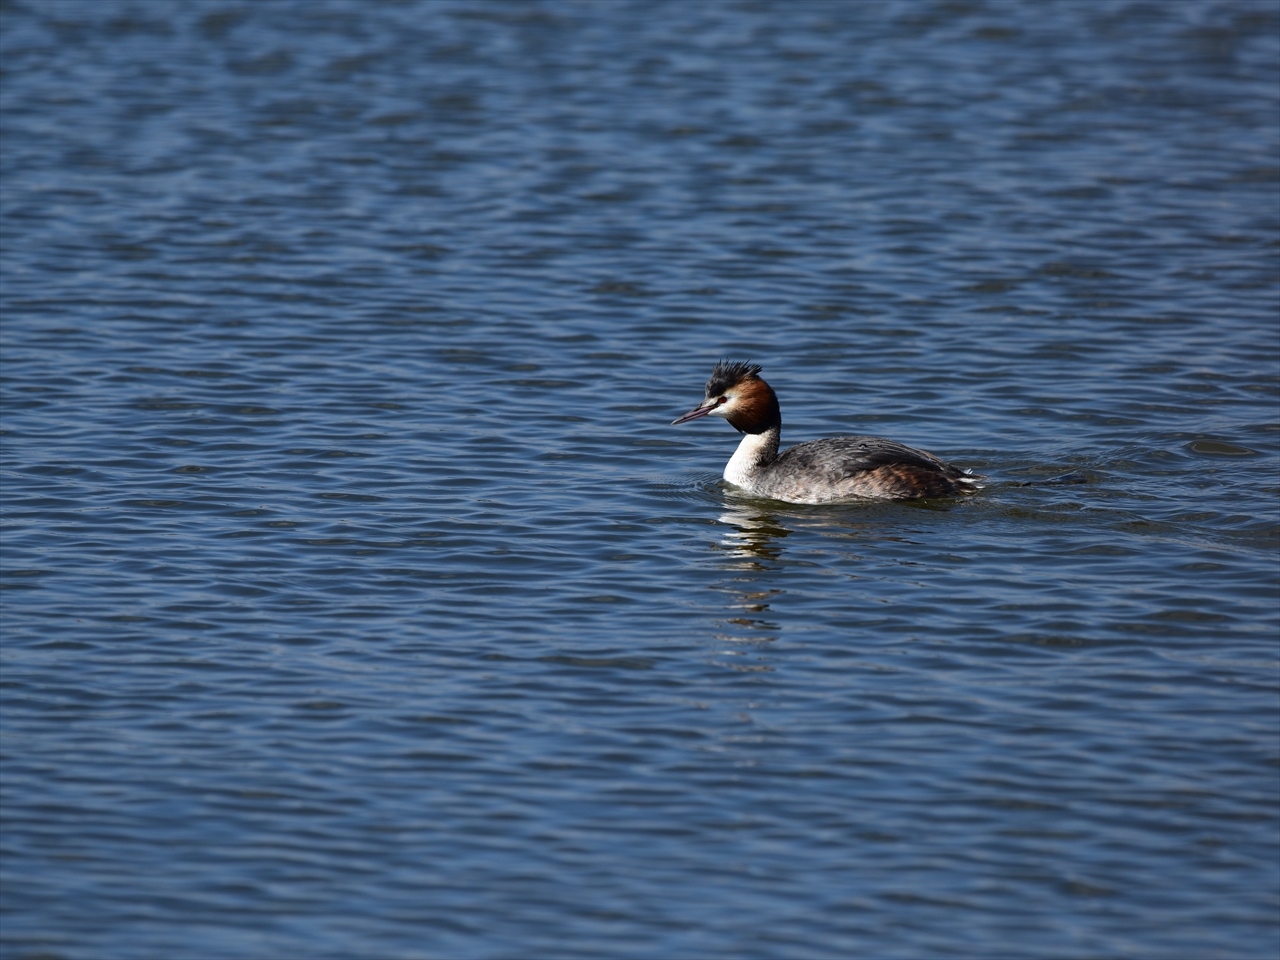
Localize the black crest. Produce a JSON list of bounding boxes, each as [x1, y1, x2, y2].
[[706, 360, 762, 397]]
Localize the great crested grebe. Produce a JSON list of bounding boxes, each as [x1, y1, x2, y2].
[[672, 360, 980, 503]]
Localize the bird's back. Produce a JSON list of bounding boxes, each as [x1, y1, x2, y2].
[[754, 435, 971, 502]]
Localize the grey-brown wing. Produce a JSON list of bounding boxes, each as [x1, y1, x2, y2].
[[775, 436, 964, 481]]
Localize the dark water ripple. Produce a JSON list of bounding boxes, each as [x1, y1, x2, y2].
[[3, 1, 1278, 958]]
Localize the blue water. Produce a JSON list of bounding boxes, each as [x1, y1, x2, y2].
[[2, 1, 1278, 958]]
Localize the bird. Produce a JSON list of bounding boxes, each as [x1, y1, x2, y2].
[[672, 360, 980, 503]]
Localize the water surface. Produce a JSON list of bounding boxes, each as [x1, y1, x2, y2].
[[2, 1, 1278, 958]]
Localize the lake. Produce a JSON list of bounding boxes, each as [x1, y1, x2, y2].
[[2, 1, 1277, 957]]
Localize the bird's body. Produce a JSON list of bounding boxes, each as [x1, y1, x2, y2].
[[673, 360, 979, 504]]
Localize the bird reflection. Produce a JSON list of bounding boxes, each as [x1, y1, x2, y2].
[[714, 501, 791, 565], [710, 503, 789, 667]]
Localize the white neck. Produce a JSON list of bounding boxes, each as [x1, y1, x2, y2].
[[723, 426, 780, 488]]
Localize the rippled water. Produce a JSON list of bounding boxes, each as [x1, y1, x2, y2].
[[2, 1, 1278, 957]]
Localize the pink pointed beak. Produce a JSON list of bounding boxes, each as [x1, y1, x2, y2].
[[672, 399, 720, 425]]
